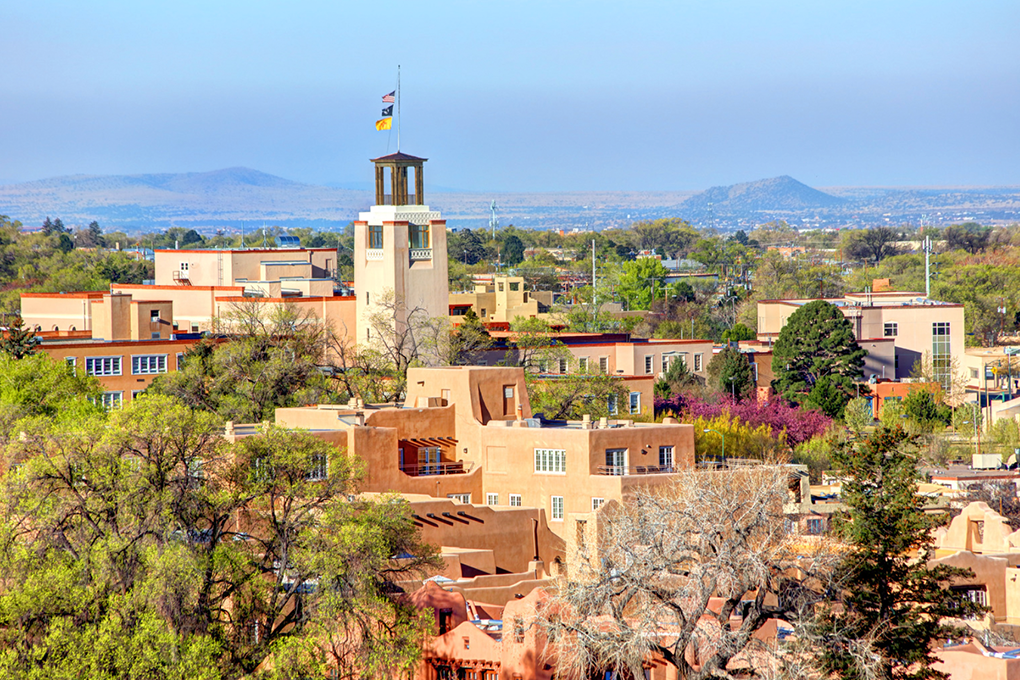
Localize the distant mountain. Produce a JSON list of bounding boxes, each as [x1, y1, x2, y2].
[[682, 176, 847, 216], [0, 168, 371, 231]]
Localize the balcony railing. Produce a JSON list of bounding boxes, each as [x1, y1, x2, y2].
[[366, 248, 385, 261], [380, 194, 418, 205], [596, 464, 678, 476], [410, 248, 433, 261], [400, 460, 474, 477]]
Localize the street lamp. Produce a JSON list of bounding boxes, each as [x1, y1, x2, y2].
[[728, 376, 738, 400], [704, 428, 725, 466]]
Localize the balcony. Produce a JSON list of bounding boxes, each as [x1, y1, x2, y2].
[[596, 464, 678, 476], [410, 248, 432, 261], [366, 248, 385, 261], [400, 460, 474, 477]]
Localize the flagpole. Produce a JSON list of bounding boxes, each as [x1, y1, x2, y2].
[[396, 65, 401, 152]]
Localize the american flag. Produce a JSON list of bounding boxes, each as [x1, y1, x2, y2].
[[382, 91, 395, 103]]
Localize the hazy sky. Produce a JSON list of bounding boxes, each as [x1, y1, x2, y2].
[[2, 1, 1018, 191]]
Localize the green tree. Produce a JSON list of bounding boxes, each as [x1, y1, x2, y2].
[[0, 396, 439, 679], [0, 315, 40, 359], [944, 222, 991, 254], [616, 258, 669, 310], [654, 354, 701, 398], [149, 300, 336, 421], [720, 322, 756, 342], [0, 351, 101, 439], [841, 227, 899, 263], [843, 396, 873, 433], [706, 345, 754, 400], [528, 370, 628, 421], [902, 387, 951, 432], [817, 427, 982, 680], [502, 233, 525, 266], [772, 300, 865, 417]]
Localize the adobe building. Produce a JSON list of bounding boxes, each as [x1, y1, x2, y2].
[[757, 286, 964, 383], [267, 366, 696, 541], [449, 275, 553, 323], [353, 152, 449, 347]]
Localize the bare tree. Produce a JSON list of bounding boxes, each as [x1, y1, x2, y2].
[[537, 466, 834, 680]]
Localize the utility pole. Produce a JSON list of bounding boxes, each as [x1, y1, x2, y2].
[[923, 235, 933, 298]]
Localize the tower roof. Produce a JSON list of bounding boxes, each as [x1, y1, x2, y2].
[[371, 151, 428, 163]]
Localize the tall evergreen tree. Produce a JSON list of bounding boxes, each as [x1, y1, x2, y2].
[[817, 427, 982, 680], [771, 299, 865, 417], [0, 315, 40, 359], [707, 345, 755, 400]]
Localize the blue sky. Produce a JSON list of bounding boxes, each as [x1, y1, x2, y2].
[[1, 0, 1017, 191]]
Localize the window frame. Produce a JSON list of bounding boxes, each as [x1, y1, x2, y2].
[[592, 497, 605, 511], [883, 322, 898, 337], [132, 354, 168, 375], [509, 493, 522, 507], [368, 225, 384, 249], [534, 448, 567, 474], [551, 496, 564, 521], [644, 355, 653, 374], [629, 391, 641, 414], [486, 492, 499, 506], [85, 356, 122, 376]]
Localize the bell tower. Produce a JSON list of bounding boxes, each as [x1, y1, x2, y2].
[[354, 152, 449, 348]]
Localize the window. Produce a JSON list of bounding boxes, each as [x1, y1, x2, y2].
[[577, 357, 589, 371], [86, 356, 122, 376], [180, 261, 189, 273], [150, 309, 160, 322], [369, 225, 383, 249], [509, 282, 519, 291], [599, 356, 609, 373], [605, 449, 626, 475], [131, 390, 145, 398], [592, 497, 605, 511], [486, 493, 498, 506], [558, 358, 568, 373], [551, 496, 564, 521], [498, 282, 504, 292], [971, 368, 979, 379], [504, 386, 514, 398], [447, 493, 471, 503], [629, 391, 641, 414], [100, 392, 123, 410], [132, 355, 167, 375], [694, 353, 703, 372], [607, 394, 618, 415], [176, 353, 184, 368], [644, 355, 653, 374], [150, 332, 160, 339], [190, 323, 199, 333], [534, 448, 567, 474], [659, 446, 674, 469], [509, 493, 522, 507], [662, 354, 671, 373], [806, 518, 824, 535], [306, 453, 328, 481], [65, 357, 77, 369], [410, 224, 430, 249], [884, 322, 898, 337], [932, 322, 952, 390]]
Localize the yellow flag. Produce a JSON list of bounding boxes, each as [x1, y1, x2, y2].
[[375, 117, 392, 131]]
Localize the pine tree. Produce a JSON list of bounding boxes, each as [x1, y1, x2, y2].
[[707, 345, 755, 400], [771, 299, 865, 414], [817, 427, 982, 680], [0, 315, 40, 359]]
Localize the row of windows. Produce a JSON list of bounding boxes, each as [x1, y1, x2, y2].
[[71, 355, 173, 377], [643, 353, 704, 375], [366, 224, 431, 250], [486, 493, 607, 514], [534, 448, 567, 473]]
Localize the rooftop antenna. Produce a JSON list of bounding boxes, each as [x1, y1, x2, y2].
[[490, 200, 499, 238]]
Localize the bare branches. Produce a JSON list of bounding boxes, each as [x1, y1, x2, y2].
[[538, 467, 836, 680]]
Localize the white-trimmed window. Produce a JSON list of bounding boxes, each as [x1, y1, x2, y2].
[[607, 393, 618, 415], [694, 353, 703, 372], [176, 353, 184, 369], [884, 322, 898, 337], [629, 392, 641, 414], [599, 356, 609, 373], [577, 357, 589, 372], [551, 496, 564, 521], [592, 497, 605, 511], [558, 358, 568, 373], [100, 392, 123, 410], [509, 494, 522, 507], [86, 356, 122, 376], [447, 493, 471, 504], [65, 357, 77, 369], [534, 448, 566, 474], [644, 355, 653, 374], [659, 446, 674, 468], [150, 309, 161, 323], [306, 453, 328, 481], [180, 261, 189, 273], [486, 493, 499, 506], [132, 354, 167, 375]]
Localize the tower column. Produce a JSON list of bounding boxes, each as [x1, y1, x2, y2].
[[415, 167, 424, 205], [375, 166, 385, 205]]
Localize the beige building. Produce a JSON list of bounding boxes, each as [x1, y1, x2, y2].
[[154, 246, 336, 291], [353, 152, 450, 348], [269, 365, 695, 541], [449, 275, 554, 323], [757, 288, 965, 382]]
